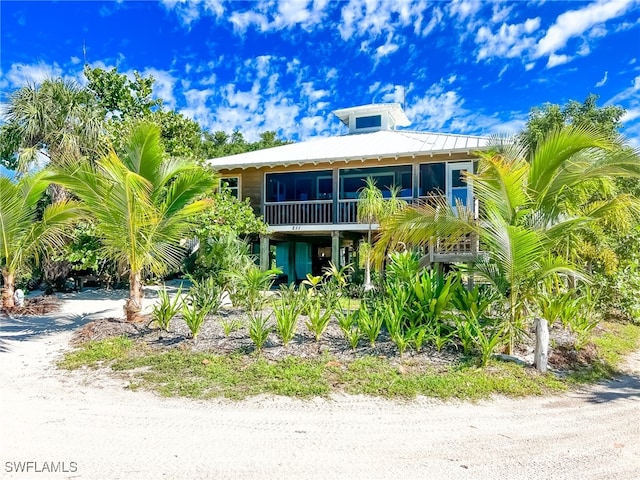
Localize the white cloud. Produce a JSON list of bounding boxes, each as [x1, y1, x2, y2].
[[70, 56, 81, 65], [595, 71, 609, 87], [227, 0, 328, 34], [607, 74, 640, 104], [373, 33, 400, 61], [621, 107, 640, 123], [338, 0, 430, 41], [546, 53, 572, 68], [535, 0, 634, 58], [161, 0, 225, 27], [181, 87, 214, 126], [447, 0, 482, 21], [141, 68, 178, 109], [5, 61, 64, 87], [475, 17, 541, 61], [406, 83, 465, 131]]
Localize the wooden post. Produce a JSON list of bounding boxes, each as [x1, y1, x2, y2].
[[534, 317, 549, 373], [331, 231, 341, 267], [259, 235, 270, 271]]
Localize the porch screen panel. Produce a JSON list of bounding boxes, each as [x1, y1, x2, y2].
[[339, 165, 412, 199], [419, 163, 445, 196], [266, 170, 333, 202]]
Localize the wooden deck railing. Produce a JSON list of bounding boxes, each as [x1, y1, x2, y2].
[[264, 200, 333, 225]]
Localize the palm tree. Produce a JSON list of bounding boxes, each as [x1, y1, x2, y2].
[[376, 126, 640, 360], [3, 78, 104, 198], [53, 122, 217, 322], [357, 178, 406, 290], [0, 171, 82, 308]]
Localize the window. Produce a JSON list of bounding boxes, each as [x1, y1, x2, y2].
[[220, 177, 240, 199], [419, 163, 445, 196], [355, 115, 382, 129], [265, 170, 333, 202], [339, 165, 412, 199]]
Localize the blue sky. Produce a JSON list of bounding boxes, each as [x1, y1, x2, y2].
[[1, 0, 640, 146]]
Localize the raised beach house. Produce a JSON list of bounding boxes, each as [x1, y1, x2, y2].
[[206, 103, 489, 283]]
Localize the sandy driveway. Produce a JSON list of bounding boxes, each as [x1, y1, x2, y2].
[[1, 290, 639, 480]]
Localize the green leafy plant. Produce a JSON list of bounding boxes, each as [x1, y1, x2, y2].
[[381, 302, 411, 356], [248, 313, 272, 352], [188, 276, 222, 315], [230, 266, 280, 312], [357, 300, 383, 348], [337, 307, 361, 351], [409, 325, 430, 353], [181, 302, 209, 339], [150, 283, 184, 331], [386, 250, 421, 286], [304, 295, 333, 342], [273, 284, 304, 347], [220, 317, 243, 336]]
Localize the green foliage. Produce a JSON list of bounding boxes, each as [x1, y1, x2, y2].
[[231, 265, 280, 312], [521, 94, 625, 154], [204, 129, 290, 158], [151, 284, 184, 331], [84, 65, 160, 119], [220, 317, 243, 337], [386, 250, 421, 285], [188, 276, 222, 316], [248, 313, 272, 352], [190, 234, 254, 286], [0, 171, 82, 307], [52, 122, 217, 321], [191, 190, 267, 240], [357, 300, 383, 348], [58, 336, 134, 369], [181, 302, 209, 339], [336, 306, 361, 351], [273, 284, 304, 347], [1, 78, 104, 172], [303, 294, 334, 342]]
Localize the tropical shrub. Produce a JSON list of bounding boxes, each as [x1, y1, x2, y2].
[[181, 302, 209, 339], [231, 266, 280, 313], [151, 283, 184, 331], [304, 294, 333, 342], [357, 300, 383, 348], [273, 284, 304, 347], [188, 276, 222, 316], [248, 314, 271, 352], [336, 307, 361, 351]]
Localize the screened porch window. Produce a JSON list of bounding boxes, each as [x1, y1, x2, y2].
[[419, 163, 445, 196], [265, 170, 333, 202], [339, 165, 412, 199]]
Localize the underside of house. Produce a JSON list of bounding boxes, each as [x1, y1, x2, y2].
[[207, 103, 488, 283]]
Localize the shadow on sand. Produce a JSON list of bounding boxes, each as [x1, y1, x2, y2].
[[0, 308, 117, 353], [583, 373, 640, 404]]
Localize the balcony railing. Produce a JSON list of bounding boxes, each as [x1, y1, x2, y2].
[[264, 197, 442, 226], [264, 200, 333, 225]]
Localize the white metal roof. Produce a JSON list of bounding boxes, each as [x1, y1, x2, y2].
[[206, 129, 490, 171]]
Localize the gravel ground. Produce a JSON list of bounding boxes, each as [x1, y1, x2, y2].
[[1, 288, 639, 480]]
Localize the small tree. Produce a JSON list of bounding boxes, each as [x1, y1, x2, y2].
[[0, 171, 81, 308], [357, 178, 406, 290], [53, 122, 217, 322]]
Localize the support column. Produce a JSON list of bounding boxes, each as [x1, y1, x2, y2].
[[259, 235, 270, 271], [331, 231, 341, 268], [332, 168, 339, 224]]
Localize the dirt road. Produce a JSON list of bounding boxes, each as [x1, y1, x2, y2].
[[1, 291, 639, 480]]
